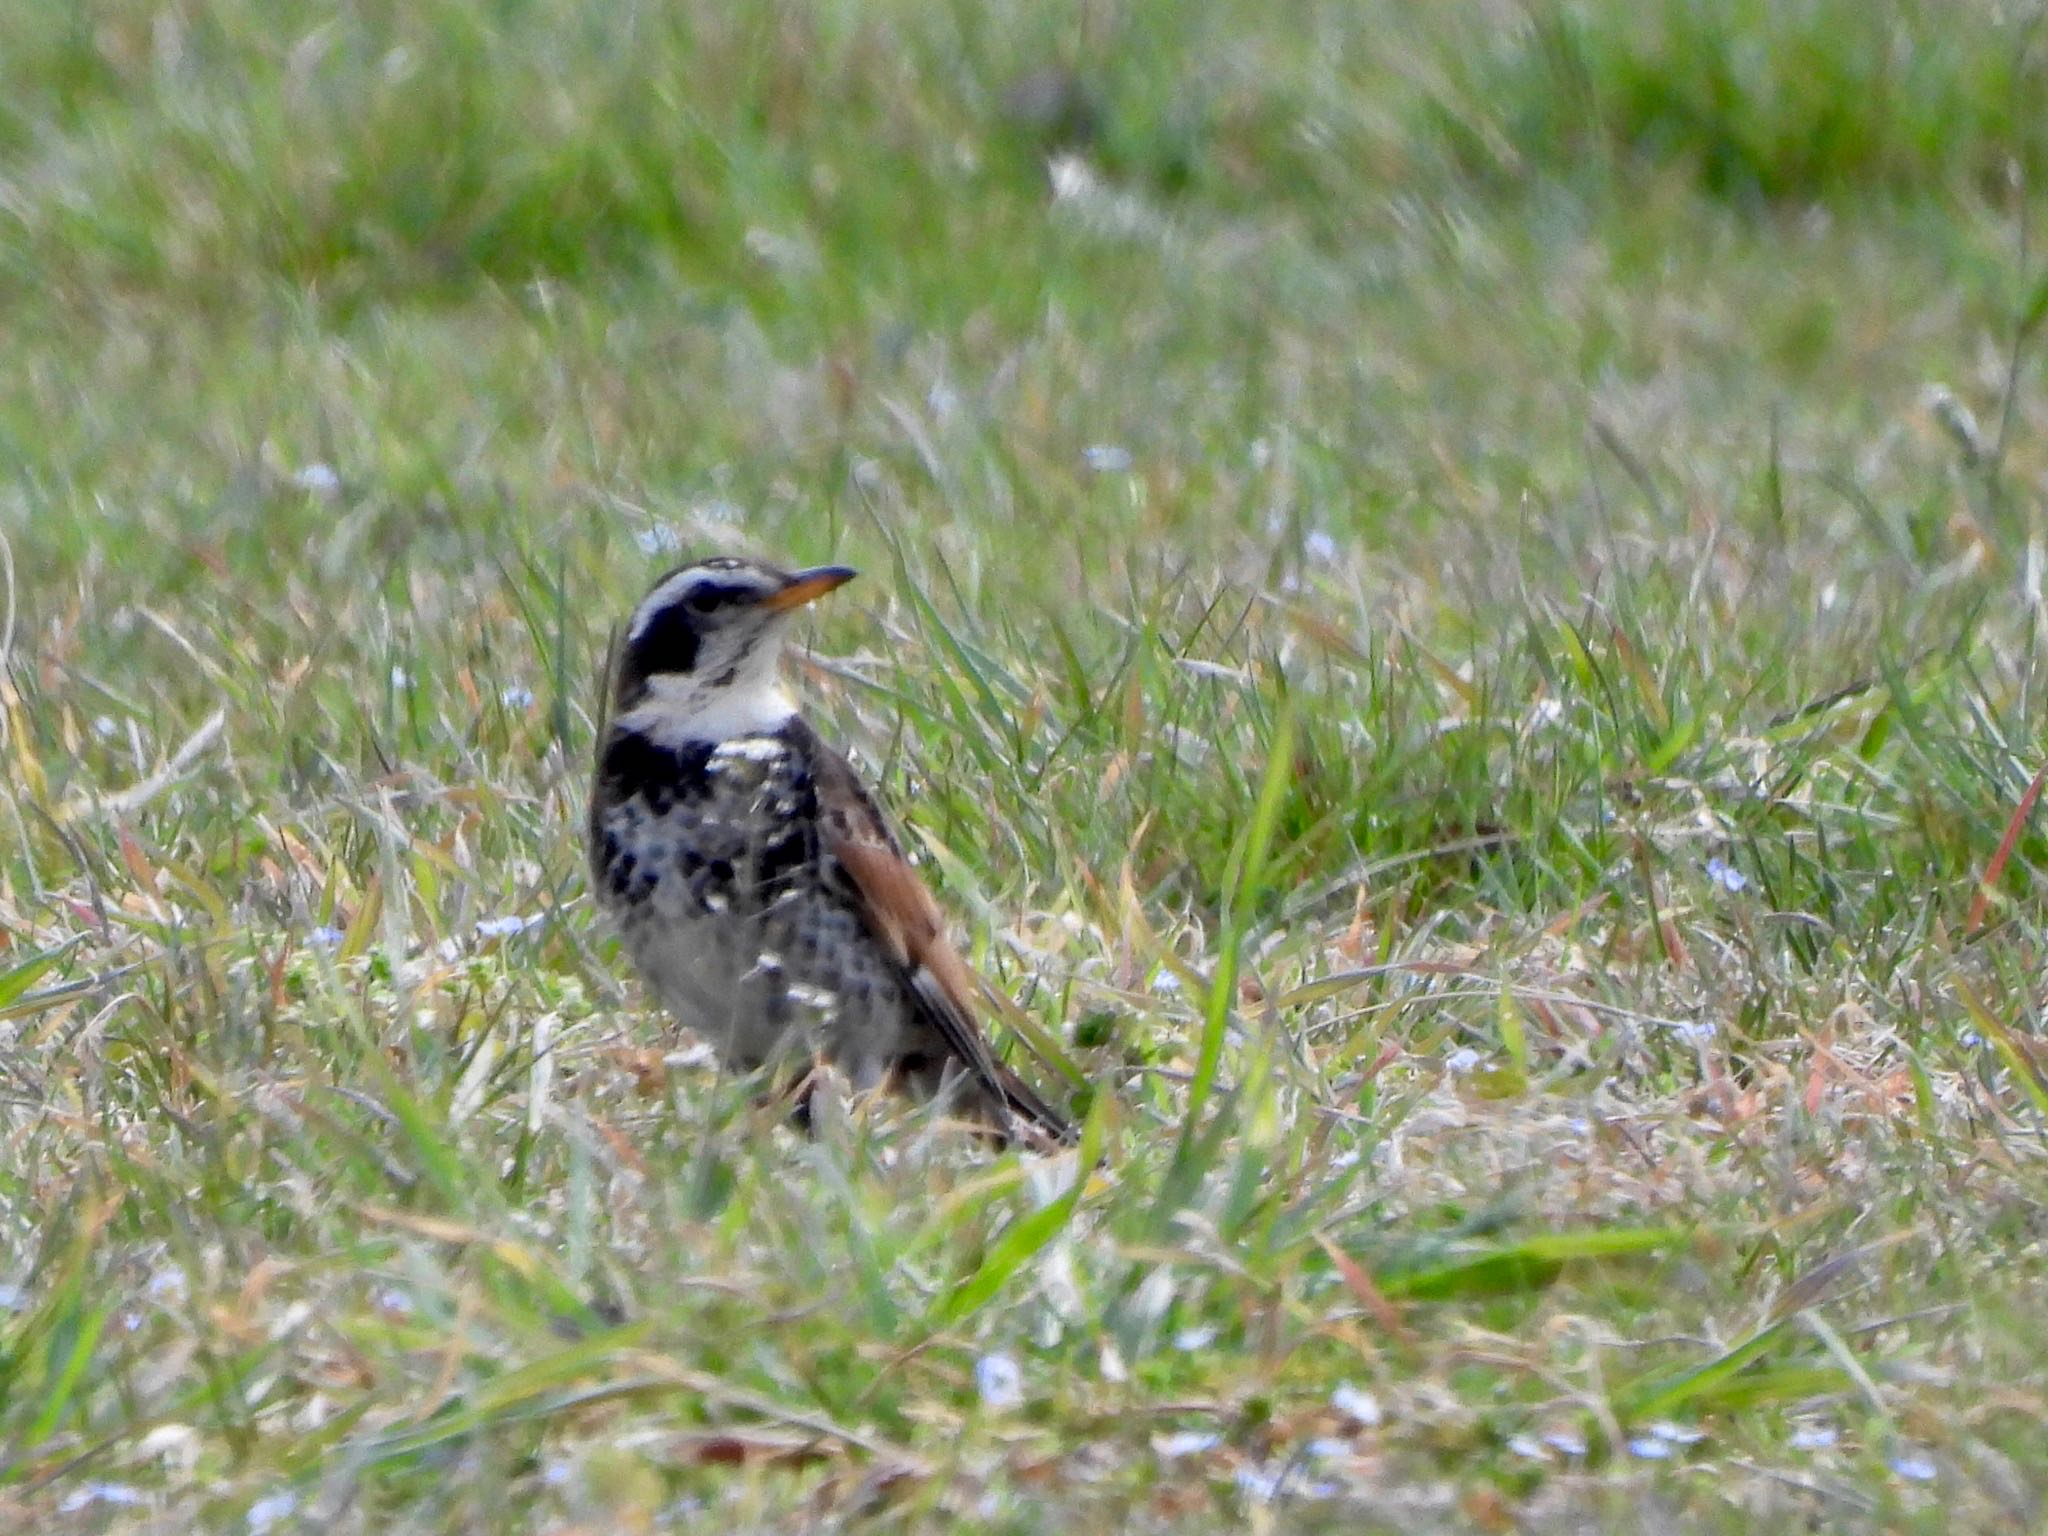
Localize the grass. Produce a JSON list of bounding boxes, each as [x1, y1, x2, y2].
[[3, 0, 2048, 1529]]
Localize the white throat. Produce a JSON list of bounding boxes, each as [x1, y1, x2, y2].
[[619, 671, 796, 746]]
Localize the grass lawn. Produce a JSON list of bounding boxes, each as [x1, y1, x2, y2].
[[4, 0, 2048, 1529]]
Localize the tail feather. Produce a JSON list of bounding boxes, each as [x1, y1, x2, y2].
[[991, 1060, 1077, 1150]]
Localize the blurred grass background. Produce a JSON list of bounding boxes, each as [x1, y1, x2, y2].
[[4, 0, 2048, 1530]]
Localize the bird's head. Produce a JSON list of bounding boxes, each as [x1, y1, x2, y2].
[[609, 556, 856, 739]]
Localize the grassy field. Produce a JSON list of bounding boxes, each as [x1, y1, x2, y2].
[[4, 0, 2048, 1529]]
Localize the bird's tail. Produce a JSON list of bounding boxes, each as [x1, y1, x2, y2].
[[990, 1061, 1078, 1151]]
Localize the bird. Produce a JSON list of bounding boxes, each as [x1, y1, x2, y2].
[[587, 555, 1075, 1150]]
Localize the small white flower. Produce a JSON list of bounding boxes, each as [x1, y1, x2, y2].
[[1790, 1423, 1838, 1450], [1083, 443, 1132, 473], [1049, 153, 1096, 202], [1650, 1421, 1706, 1445], [372, 1287, 414, 1317], [1889, 1451, 1938, 1483], [1234, 1464, 1283, 1503], [1153, 1429, 1220, 1459], [474, 914, 541, 940], [1507, 1433, 1549, 1461], [307, 925, 345, 949], [1098, 1340, 1127, 1383], [94, 714, 119, 738], [975, 1352, 1024, 1410], [1331, 1383, 1382, 1427], [137, 1423, 199, 1464], [927, 382, 960, 420], [247, 1491, 299, 1533], [59, 1483, 146, 1514], [1541, 1427, 1588, 1457], [389, 666, 413, 690], [743, 227, 816, 275], [500, 684, 535, 709], [147, 1266, 188, 1303], [1304, 529, 1338, 562], [1445, 1047, 1482, 1074], [1626, 1435, 1672, 1460], [293, 463, 342, 499], [1174, 1325, 1217, 1351]]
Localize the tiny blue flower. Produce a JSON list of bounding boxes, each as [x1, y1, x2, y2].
[[1650, 1421, 1706, 1445], [1331, 1383, 1382, 1425], [1083, 444, 1133, 473], [475, 914, 541, 940], [1153, 1430, 1220, 1459], [59, 1484, 146, 1515], [1234, 1464, 1282, 1503], [1705, 856, 1747, 894], [975, 1352, 1024, 1409], [248, 1492, 299, 1533], [293, 463, 342, 499]]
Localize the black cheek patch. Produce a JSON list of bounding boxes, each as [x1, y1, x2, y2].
[[620, 603, 703, 690]]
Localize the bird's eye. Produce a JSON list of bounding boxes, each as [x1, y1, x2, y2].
[[682, 588, 723, 615]]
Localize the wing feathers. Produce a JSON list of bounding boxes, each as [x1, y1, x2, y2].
[[796, 721, 1075, 1148]]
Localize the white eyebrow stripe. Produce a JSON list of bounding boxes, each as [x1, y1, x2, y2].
[[627, 571, 702, 642]]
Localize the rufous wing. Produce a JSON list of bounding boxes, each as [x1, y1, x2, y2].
[[793, 720, 1076, 1148]]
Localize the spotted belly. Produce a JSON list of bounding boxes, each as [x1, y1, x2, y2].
[[589, 729, 914, 1079]]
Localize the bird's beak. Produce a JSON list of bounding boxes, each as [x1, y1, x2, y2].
[[759, 564, 858, 613]]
